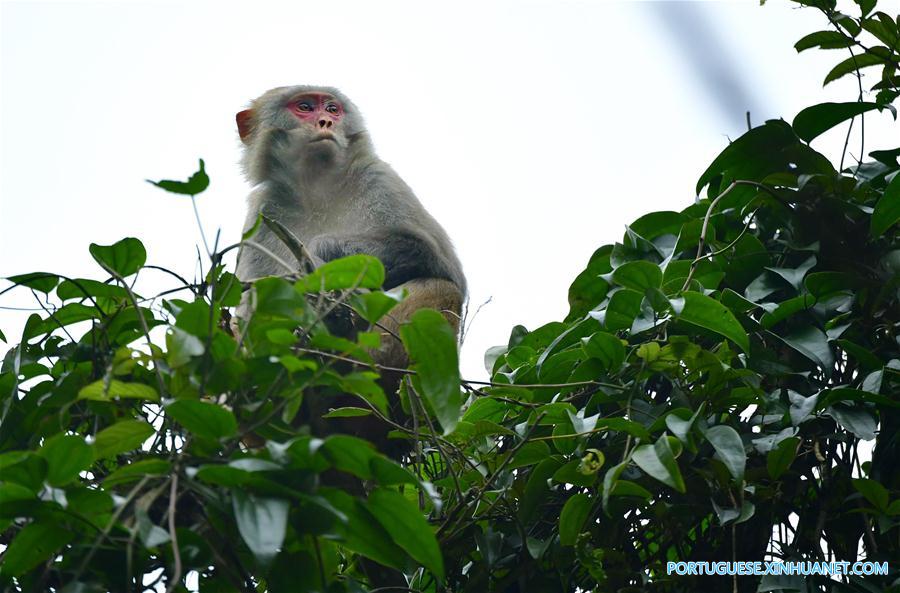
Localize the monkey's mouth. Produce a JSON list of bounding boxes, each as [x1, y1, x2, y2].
[[311, 134, 337, 143]]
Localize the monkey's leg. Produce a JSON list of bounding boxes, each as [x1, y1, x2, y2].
[[373, 277, 464, 370]]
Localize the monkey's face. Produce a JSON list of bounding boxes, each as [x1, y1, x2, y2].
[[237, 85, 371, 182], [285, 92, 348, 160]]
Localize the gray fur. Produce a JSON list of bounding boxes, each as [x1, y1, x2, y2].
[[235, 85, 466, 296]]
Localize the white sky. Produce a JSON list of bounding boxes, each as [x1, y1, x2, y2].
[[2, 0, 898, 380]]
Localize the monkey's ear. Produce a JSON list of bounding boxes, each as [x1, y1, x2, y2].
[[236, 109, 255, 144]]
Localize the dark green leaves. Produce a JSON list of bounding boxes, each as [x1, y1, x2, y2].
[[794, 30, 854, 52], [298, 255, 385, 291], [89, 237, 147, 278], [165, 399, 238, 440], [673, 291, 750, 353], [367, 488, 444, 579], [6, 272, 60, 294], [0, 522, 73, 577], [823, 50, 889, 85], [793, 102, 889, 142], [400, 309, 461, 434], [38, 434, 93, 486], [559, 493, 592, 546], [871, 173, 900, 237], [146, 159, 210, 196], [632, 436, 686, 493], [93, 420, 154, 459], [233, 491, 288, 566], [611, 260, 662, 292], [581, 332, 626, 371], [2, 14, 900, 589], [767, 437, 800, 479], [78, 380, 159, 402], [706, 425, 746, 481]]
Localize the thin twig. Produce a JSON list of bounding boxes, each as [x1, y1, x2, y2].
[[682, 181, 739, 291], [165, 472, 182, 593]]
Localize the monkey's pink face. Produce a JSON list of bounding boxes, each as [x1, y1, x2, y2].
[[288, 93, 344, 138]]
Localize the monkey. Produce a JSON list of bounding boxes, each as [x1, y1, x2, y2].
[[233, 85, 466, 447]]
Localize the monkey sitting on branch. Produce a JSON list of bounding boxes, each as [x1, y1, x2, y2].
[[234, 85, 466, 448]]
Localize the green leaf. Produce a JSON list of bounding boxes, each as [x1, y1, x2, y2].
[[165, 399, 238, 440], [298, 254, 385, 291], [351, 290, 402, 324], [567, 245, 612, 319], [629, 211, 688, 240], [766, 255, 817, 291], [780, 326, 834, 371], [553, 459, 598, 487], [823, 50, 888, 85], [632, 436, 686, 493], [767, 436, 800, 479], [325, 490, 407, 570], [146, 158, 210, 196], [136, 510, 171, 548], [675, 291, 750, 353], [23, 303, 103, 340], [0, 521, 73, 576], [56, 278, 130, 301], [559, 493, 593, 546], [611, 260, 662, 292], [855, 0, 876, 17], [320, 435, 376, 479], [804, 272, 854, 298], [321, 407, 373, 419], [521, 457, 565, 522], [871, 173, 900, 237], [89, 237, 147, 278], [104, 458, 170, 486], [793, 102, 887, 143], [339, 372, 389, 416], [789, 390, 819, 426], [78, 379, 159, 402], [861, 14, 899, 46], [827, 405, 877, 440], [854, 478, 889, 511], [706, 425, 746, 481], [794, 30, 854, 52], [601, 460, 630, 510], [399, 309, 461, 434], [665, 403, 705, 445], [581, 332, 626, 372], [597, 288, 642, 331], [695, 120, 799, 194], [6, 272, 60, 294], [232, 491, 288, 566], [166, 326, 205, 368], [367, 488, 444, 579], [38, 434, 94, 486], [93, 420, 154, 459], [611, 480, 652, 500], [509, 441, 551, 469]]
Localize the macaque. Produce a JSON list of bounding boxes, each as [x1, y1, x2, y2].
[[234, 86, 466, 440]]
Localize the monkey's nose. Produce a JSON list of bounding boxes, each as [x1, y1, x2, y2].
[[317, 119, 333, 129]]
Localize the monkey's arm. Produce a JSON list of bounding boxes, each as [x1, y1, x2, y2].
[[308, 230, 463, 292]]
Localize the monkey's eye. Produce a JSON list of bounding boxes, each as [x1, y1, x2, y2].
[[325, 104, 340, 114], [296, 102, 313, 112]]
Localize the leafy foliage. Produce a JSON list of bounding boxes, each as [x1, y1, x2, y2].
[[2, 2, 900, 592]]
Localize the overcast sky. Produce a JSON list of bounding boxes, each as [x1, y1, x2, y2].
[[2, 0, 898, 379]]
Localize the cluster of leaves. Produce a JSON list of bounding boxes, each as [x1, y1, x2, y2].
[[1, 0, 899, 592], [0, 226, 466, 592], [450, 1, 900, 591]]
